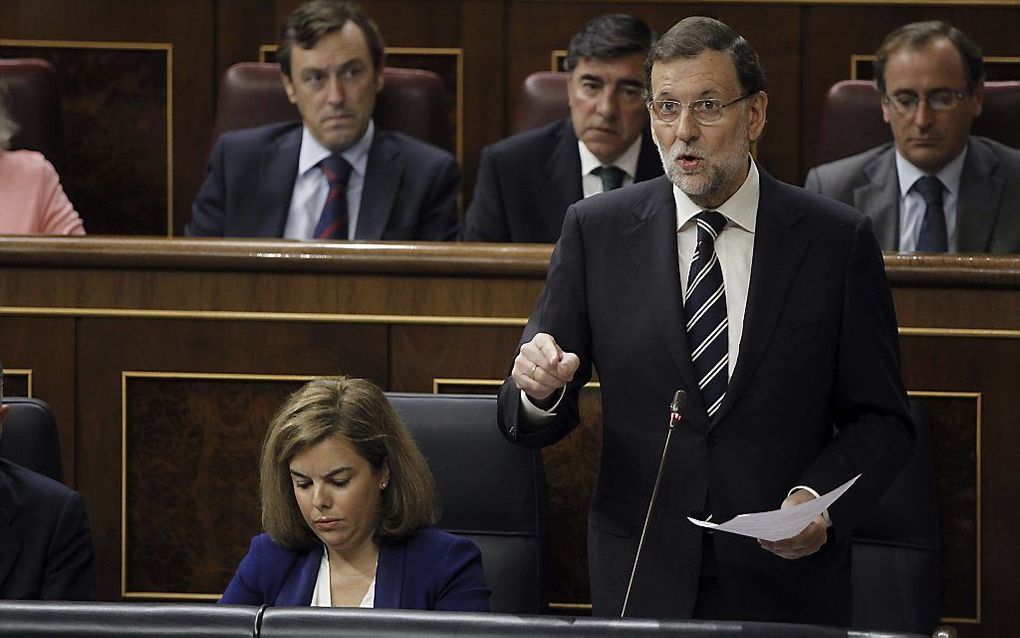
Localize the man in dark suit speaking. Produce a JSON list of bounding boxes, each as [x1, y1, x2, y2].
[[188, 0, 460, 241], [805, 21, 1020, 253], [497, 16, 913, 625], [463, 14, 663, 243]]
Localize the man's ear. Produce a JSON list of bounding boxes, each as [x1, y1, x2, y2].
[[375, 67, 385, 95], [281, 73, 298, 105], [747, 91, 768, 142], [0, 404, 9, 435]]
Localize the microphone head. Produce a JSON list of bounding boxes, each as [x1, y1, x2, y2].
[[671, 390, 687, 414]]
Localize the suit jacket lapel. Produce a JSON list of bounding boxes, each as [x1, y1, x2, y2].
[[854, 148, 900, 251], [276, 544, 321, 606], [0, 468, 22, 593], [623, 177, 705, 421], [258, 127, 302, 237], [635, 128, 663, 182], [358, 133, 402, 240], [957, 139, 1002, 252], [542, 120, 584, 241], [374, 538, 404, 609], [713, 168, 811, 426]]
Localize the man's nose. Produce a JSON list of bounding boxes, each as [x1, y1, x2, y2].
[[912, 99, 935, 128], [596, 89, 620, 119], [675, 107, 700, 143], [325, 76, 345, 105]]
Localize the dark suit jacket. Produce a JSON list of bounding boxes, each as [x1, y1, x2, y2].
[[463, 118, 664, 243], [0, 458, 96, 600], [187, 122, 460, 240], [497, 170, 913, 625], [219, 527, 490, 610], [804, 135, 1020, 252]]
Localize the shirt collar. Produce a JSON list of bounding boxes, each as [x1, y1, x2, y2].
[[673, 156, 759, 233], [577, 133, 643, 180], [298, 119, 375, 177], [894, 143, 967, 198]]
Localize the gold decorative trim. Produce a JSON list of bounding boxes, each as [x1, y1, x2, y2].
[[120, 370, 315, 599], [851, 54, 1020, 81], [0, 39, 175, 236], [432, 377, 502, 393], [551, 49, 567, 72], [4, 368, 34, 397], [899, 327, 1020, 338], [257, 44, 464, 163], [549, 602, 593, 611], [908, 390, 982, 624], [0, 305, 528, 327]]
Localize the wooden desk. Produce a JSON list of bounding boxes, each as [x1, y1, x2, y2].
[[0, 238, 1015, 637]]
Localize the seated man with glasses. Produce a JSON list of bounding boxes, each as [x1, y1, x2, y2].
[[805, 21, 1020, 253], [462, 14, 662, 243]]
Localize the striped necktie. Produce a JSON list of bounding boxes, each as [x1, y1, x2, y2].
[[684, 211, 729, 418], [313, 154, 353, 240]]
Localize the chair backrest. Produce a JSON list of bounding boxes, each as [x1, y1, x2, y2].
[[386, 392, 549, 614], [816, 79, 1020, 165], [0, 397, 63, 483], [513, 71, 570, 135], [0, 601, 260, 637], [211, 62, 450, 150], [0, 58, 62, 162], [851, 400, 942, 634]]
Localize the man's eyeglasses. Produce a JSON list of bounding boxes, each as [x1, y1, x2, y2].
[[647, 91, 756, 125], [883, 90, 968, 115]]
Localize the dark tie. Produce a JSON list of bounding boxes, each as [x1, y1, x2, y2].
[[684, 211, 729, 418], [313, 154, 353, 239], [913, 176, 947, 252], [592, 165, 626, 192]]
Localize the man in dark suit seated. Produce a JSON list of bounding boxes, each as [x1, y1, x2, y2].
[[498, 16, 913, 625], [805, 21, 1020, 253], [463, 14, 664, 243], [188, 0, 460, 241], [0, 404, 96, 600]]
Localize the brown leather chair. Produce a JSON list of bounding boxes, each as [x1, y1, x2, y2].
[[0, 397, 63, 483], [512, 71, 570, 135], [211, 62, 450, 150], [815, 79, 1020, 165], [0, 58, 62, 162]]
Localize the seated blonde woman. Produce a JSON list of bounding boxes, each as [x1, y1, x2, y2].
[[0, 97, 85, 236], [219, 376, 489, 610]]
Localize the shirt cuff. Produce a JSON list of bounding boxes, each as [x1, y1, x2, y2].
[[519, 386, 565, 424], [789, 485, 832, 527]]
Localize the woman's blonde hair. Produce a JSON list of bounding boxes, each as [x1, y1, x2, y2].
[[259, 376, 439, 549]]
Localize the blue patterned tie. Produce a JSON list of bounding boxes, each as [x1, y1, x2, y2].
[[592, 165, 626, 192], [314, 154, 353, 239], [914, 176, 947, 252], [684, 211, 729, 418]]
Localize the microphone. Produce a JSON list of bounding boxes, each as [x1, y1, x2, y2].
[[620, 390, 686, 617]]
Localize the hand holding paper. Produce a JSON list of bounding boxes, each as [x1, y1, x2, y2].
[[687, 474, 860, 542]]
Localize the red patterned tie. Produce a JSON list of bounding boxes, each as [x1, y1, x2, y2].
[[313, 154, 353, 239]]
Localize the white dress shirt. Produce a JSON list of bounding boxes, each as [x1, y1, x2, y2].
[[894, 145, 965, 252], [284, 121, 375, 240], [578, 135, 643, 198], [309, 546, 376, 608]]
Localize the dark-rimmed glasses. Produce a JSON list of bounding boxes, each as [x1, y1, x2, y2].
[[647, 91, 756, 125], [883, 90, 968, 115]]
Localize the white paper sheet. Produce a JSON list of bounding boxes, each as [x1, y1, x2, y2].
[[687, 474, 861, 542]]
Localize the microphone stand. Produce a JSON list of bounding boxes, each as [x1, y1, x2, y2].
[[620, 390, 686, 618]]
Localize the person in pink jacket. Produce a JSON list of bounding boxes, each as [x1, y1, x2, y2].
[[0, 98, 85, 236]]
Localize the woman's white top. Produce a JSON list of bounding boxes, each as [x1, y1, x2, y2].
[[309, 546, 376, 608]]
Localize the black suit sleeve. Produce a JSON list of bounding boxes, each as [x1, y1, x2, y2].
[[42, 491, 96, 600], [415, 152, 461, 241], [497, 203, 593, 448], [462, 146, 511, 242], [801, 213, 914, 533], [187, 137, 229, 237]]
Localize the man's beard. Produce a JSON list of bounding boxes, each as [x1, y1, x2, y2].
[[654, 132, 751, 209]]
